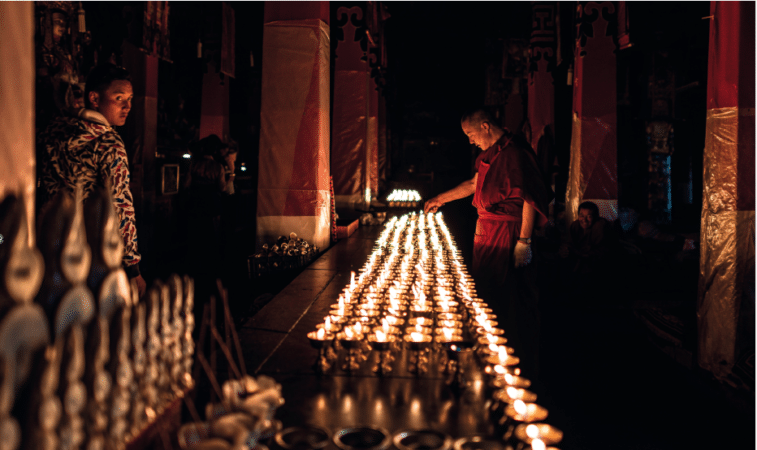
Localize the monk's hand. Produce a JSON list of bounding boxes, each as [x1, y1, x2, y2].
[[424, 196, 444, 214], [514, 241, 533, 268]]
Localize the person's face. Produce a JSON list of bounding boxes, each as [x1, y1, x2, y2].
[[578, 208, 596, 230], [52, 12, 66, 42], [89, 80, 133, 127], [461, 119, 490, 150]]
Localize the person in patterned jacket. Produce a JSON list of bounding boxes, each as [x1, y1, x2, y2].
[[39, 63, 147, 297]]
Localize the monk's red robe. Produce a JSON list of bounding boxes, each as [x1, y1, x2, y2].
[[471, 133, 550, 287], [471, 133, 550, 378]]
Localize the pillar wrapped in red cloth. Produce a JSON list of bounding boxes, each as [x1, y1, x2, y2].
[[257, 3, 331, 250], [697, 1, 755, 381], [566, 2, 618, 222]]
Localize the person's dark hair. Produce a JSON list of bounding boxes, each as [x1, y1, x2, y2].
[[578, 201, 600, 218], [193, 134, 228, 159], [84, 64, 131, 107], [461, 107, 497, 128]]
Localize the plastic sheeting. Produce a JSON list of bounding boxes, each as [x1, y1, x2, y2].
[[0, 2, 35, 245], [565, 113, 618, 223], [257, 19, 331, 250], [698, 106, 756, 379], [697, 1, 755, 380]]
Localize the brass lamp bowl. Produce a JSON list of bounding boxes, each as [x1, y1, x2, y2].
[[307, 330, 334, 349], [334, 426, 392, 450], [451, 436, 505, 450], [367, 333, 397, 351], [493, 387, 538, 404], [274, 426, 331, 450], [393, 429, 452, 450], [513, 424, 563, 446], [403, 333, 433, 350], [476, 326, 505, 336], [504, 402, 548, 423]]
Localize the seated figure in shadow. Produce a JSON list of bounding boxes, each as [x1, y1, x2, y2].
[[559, 201, 617, 286]]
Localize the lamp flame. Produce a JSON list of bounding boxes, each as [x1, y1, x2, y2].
[[514, 400, 527, 416]]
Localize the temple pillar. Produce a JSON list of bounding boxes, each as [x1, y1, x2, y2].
[[378, 92, 388, 191], [332, 6, 370, 210], [0, 2, 35, 240], [565, 1, 618, 222], [199, 68, 230, 140], [122, 41, 159, 271], [369, 76, 379, 198], [697, 1, 755, 381], [256, 1, 331, 250], [527, 2, 557, 188]]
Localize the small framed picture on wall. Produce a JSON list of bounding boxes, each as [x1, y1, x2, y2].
[[161, 164, 179, 195]]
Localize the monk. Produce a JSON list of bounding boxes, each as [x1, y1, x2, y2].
[[425, 108, 550, 379]]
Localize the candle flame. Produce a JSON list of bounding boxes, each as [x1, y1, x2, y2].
[[375, 330, 387, 342], [514, 400, 527, 416], [506, 387, 520, 399], [531, 439, 546, 450], [345, 327, 354, 339], [498, 346, 509, 361], [494, 365, 506, 375], [504, 373, 514, 384], [526, 424, 540, 439], [443, 328, 453, 340], [350, 271, 356, 288], [411, 332, 424, 342], [325, 316, 331, 328], [487, 334, 498, 344], [316, 328, 325, 339]]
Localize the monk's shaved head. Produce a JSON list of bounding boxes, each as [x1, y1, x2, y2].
[[461, 108, 497, 128]]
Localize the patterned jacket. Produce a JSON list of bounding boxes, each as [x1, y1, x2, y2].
[[39, 109, 141, 277]]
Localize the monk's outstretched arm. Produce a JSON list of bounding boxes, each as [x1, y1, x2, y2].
[[424, 173, 477, 213]]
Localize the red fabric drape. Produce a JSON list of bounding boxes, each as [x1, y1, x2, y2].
[[332, 6, 369, 207], [257, 12, 331, 250], [565, 2, 618, 222], [697, 1, 755, 381]]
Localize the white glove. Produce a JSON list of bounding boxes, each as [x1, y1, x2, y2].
[[513, 241, 533, 268]]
